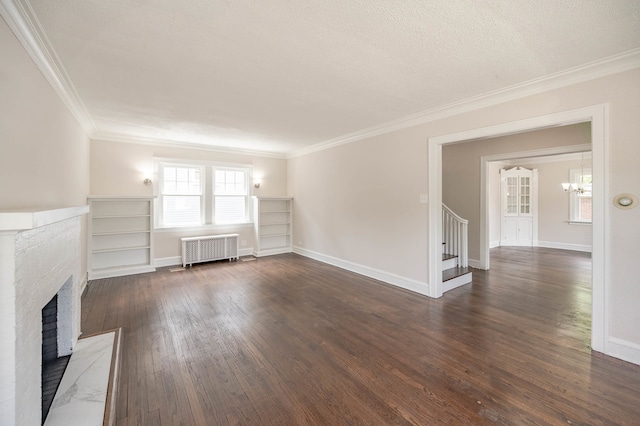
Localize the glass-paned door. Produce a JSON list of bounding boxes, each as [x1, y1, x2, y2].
[[520, 176, 531, 215], [506, 177, 518, 215]]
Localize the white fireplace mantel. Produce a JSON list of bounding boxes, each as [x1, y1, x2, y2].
[[0, 205, 89, 232], [0, 205, 88, 426]]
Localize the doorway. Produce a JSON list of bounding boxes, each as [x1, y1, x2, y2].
[[427, 104, 608, 354]]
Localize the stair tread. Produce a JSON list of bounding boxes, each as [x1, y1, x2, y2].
[[442, 253, 457, 261], [443, 266, 471, 282]]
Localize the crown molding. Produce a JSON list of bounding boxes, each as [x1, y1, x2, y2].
[[3, 0, 639, 159], [287, 48, 640, 159], [0, 0, 96, 134], [504, 150, 592, 166], [91, 132, 287, 159]]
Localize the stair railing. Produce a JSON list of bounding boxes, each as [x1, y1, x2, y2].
[[442, 204, 468, 268]]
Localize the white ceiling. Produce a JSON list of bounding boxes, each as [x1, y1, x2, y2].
[[13, 1, 640, 155]]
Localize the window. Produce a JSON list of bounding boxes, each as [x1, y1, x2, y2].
[[214, 169, 248, 224], [160, 165, 203, 226], [569, 168, 592, 223], [156, 160, 251, 228]]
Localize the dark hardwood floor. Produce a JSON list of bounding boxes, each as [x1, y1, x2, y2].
[[82, 248, 640, 425]]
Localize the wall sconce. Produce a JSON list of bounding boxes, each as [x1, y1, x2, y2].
[[254, 178, 262, 189], [143, 171, 152, 186]]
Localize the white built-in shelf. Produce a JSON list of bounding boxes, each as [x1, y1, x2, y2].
[[252, 196, 293, 257], [88, 196, 156, 279]]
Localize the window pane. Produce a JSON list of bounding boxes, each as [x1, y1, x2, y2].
[[579, 197, 593, 222], [163, 195, 201, 226], [164, 166, 201, 195], [215, 170, 246, 195], [215, 196, 246, 223]]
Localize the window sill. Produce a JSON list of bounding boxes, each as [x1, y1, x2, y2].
[[154, 222, 254, 233], [567, 221, 592, 226]]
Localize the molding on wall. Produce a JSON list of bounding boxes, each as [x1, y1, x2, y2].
[[80, 276, 88, 295], [0, 0, 95, 134], [293, 246, 429, 296], [238, 248, 253, 257], [504, 151, 592, 166], [489, 240, 500, 249], [91, 134, 288, 160], [154, 256, 182, 268], [288, 49, 640, 159], [608, 337, 640, 366], [535, 241, 592, 253], [468, 258, 482, 269]]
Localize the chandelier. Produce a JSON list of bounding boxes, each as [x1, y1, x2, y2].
[[561, 152, 591, 195]]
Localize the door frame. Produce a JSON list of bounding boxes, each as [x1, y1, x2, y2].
[[427, 104, 608, 354]]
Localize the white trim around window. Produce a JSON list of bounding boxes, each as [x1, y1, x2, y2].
[[154, 158, 253, 229]]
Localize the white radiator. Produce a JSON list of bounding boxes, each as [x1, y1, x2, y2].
[[181, 233, 239, 267]]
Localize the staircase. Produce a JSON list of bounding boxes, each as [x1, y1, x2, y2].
[[442, 204, 472, 292]]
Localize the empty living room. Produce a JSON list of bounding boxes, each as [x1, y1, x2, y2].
[[2, 1, 640, 425]]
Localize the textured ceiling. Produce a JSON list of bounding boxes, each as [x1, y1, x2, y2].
[[25, 0, 640, 154]]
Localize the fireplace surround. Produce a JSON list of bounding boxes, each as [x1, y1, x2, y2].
[[0, 206, 89, 426]]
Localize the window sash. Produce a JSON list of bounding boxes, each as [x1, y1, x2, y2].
[[159, 163, 204, 227], [213, 168, 249, 224], [162, 195, 202, 226], [162, 166, 202, 195]]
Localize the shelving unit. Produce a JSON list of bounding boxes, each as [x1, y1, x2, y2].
[[88, 196, 156, 279], [252, 196, 293, 257]]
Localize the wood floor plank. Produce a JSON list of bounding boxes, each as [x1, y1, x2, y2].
[[82, 248, 640, 425]]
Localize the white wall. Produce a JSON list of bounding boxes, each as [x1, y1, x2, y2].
[[288, 68, 640, 359], [0, 17, 90, 276], [90, 139, 288, 261]]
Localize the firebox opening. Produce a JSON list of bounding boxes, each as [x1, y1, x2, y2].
[[41, 294, 70, 424]]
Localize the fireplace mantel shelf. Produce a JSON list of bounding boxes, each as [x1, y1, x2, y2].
[[0, 205, 89, 232]]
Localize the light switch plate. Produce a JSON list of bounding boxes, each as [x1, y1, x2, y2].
[[420, 194, 429, 204]]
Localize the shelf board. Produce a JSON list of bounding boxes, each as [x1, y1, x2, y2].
[[92, 230, 151, 236], [88, 264, 156, 280], [92, 245, 151, 254], [261, 210, 291, 214], [260, 222, 290, 226], [260, 233, 291, 238], [93, 214, 151, 219]]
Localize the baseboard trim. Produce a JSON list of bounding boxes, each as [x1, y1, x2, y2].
[[489, 240, 500, 249], [607, 337, 640, 366], [154, 256, 182, 267], [80, 275, 88, 294], [238, 248, 253, 257], [293, 246, 429, 296], [468, 258, 483, 269], [536, 241, 592, 252]]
